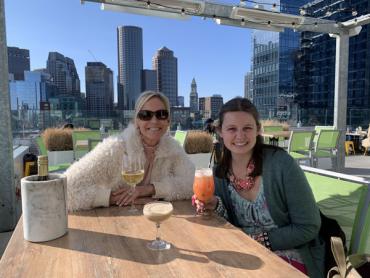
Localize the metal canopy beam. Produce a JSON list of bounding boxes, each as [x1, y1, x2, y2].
[[82, 0, 370, 171]]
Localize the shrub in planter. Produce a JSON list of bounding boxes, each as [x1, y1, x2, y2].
[[184, 131, 213, 154], [261, 119, 290, 131], [42, 128, 73, 151]]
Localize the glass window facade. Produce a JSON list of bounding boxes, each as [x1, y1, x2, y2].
[[296, 0, 370, 127], [252, 0, 309, 120]]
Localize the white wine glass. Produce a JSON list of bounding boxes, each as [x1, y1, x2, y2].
[[143, 201, 173, 250], [121, 154, 144, 213]]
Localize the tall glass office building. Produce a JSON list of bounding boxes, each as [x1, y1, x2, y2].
[[252, 0, 309, 120], [117, 26, 143, 110], [296, 0, 370, 127], [7, 47, 30, 81], [46, 52, 80, 96], [85, 62, 114, 118], [152, 47, 178, 107]]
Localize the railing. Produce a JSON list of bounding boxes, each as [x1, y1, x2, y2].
[[11, 108, 202, 135], [262, 107, 370, 130], [10, 108, 370, 137]]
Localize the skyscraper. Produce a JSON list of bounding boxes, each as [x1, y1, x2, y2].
[[46, 52, 80, 96], [85, 62, 114, 118], [117, 26, 143, 110], [46, 52, 82, 117], [141, 69, 157, 92], [251, 0, 309, 120], [152, 47, 178, 107], [9, 70, 55, 129], [9, 71, 47, 111], [199, 95, 223, 119], [7, 47, 30, 80], [189, 78, 198, 113], [177, 96, 184, 107], [296, 0, 370, 127]]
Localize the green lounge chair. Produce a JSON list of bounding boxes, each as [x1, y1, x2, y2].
[[287, 130, 315, 165], [301, 165, 370, 254]]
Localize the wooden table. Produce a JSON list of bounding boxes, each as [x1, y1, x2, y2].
[[346, 133, 365, 151], [0, 201, 306, 277], [261, 131, 291, 146]]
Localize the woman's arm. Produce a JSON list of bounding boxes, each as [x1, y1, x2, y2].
[[65, 137, 123, 211], [267, 156, 321, 251], [152, 153, 195, 201]]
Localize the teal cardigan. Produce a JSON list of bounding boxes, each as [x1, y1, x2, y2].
[[214, 147, 325, 278]]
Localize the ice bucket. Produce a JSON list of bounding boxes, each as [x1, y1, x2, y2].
[[21, 173, 68, 242]]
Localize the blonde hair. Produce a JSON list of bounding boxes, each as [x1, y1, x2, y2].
[[134, 91, 171, 124]]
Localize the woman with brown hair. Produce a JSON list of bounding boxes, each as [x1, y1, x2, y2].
[[194, 97, 325, 277]]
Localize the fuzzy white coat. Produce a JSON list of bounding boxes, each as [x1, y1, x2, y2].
[[65, 124, 195, 211]]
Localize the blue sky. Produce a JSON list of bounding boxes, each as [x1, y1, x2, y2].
[[5, 0, 252, 105]]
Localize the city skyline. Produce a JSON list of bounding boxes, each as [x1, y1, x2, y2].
[[4, 0, 252, 106]]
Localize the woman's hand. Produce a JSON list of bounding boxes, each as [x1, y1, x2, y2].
[[111, 184, 155, 207], [191, 195, 218, 214]]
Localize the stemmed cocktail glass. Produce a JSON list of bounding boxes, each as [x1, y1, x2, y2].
[[143, 201, 173, 250]]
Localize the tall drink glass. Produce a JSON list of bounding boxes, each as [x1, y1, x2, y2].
[[193, 168, 215, 216]]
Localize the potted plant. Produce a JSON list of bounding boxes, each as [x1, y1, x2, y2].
[[184, 131, 214, 168], [42, 128, 74, 166]]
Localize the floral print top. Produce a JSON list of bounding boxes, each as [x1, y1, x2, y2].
[[225, 179, 304, 264]]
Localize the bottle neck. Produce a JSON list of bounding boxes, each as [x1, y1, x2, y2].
[[38, 163, 48, 178]]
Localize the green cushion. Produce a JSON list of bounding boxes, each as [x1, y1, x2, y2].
[[174, 131, 187, 146], [305, 172, 367, 253], [358, 205, 370, 254], [313, 150, 332, 157], [263, 126, 284, 143], [290, 152, 309, 159]]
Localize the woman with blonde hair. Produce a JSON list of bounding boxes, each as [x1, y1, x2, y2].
[[66, 91, 195, 211]]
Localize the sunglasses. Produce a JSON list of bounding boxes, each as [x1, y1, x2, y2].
[[137, 109, 169, 121]]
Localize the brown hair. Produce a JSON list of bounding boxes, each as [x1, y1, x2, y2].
[[215, 97, 266, 178]]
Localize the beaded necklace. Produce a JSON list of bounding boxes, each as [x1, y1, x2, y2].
[[229, 159, 256, 191]]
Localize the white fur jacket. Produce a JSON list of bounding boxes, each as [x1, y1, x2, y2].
[[65, 124, 195, 211]]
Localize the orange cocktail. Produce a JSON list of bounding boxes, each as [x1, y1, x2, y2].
[[193, 168, 215, 203]]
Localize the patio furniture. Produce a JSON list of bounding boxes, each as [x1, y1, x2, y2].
[[261, 130, 291, 147], [287, 130, 315, 165], [301, 165, 370, 254], [72, 130, 101, 160], [174, 130, 187, 147], [313, 126, 335, 147], [262, 125, 285, 146], [361, 127, 370, 155], [311, 130, 341, 170], [346, 132, 365, 152], [0, 201, 306, 277], [35, 137, 71, 173], [345, 141, 355, 155]]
